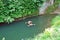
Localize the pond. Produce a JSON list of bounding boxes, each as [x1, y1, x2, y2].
[[0, 15, 56, 40]]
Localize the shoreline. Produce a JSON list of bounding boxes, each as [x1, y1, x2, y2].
[[0, 14, 58, 25]]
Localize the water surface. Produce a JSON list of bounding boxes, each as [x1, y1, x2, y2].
[[0, 15, 56, 40]]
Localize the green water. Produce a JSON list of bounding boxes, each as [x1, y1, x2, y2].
[[0, 15, 56, 40]]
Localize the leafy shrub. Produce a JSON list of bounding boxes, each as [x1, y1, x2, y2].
[[0, 0, 45, 23]]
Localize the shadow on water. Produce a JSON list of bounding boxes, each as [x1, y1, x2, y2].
[[0, 14, 57, 40]]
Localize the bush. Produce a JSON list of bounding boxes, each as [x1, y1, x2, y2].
[[0, 0, 45, 23]]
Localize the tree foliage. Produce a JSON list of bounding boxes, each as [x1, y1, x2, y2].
[[0, 0, 45, 23]]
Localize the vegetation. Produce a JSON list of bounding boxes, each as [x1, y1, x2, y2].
[[0, 0, 45, 23], [39, 15, 60, 40], [45, 0, 60, 14]]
